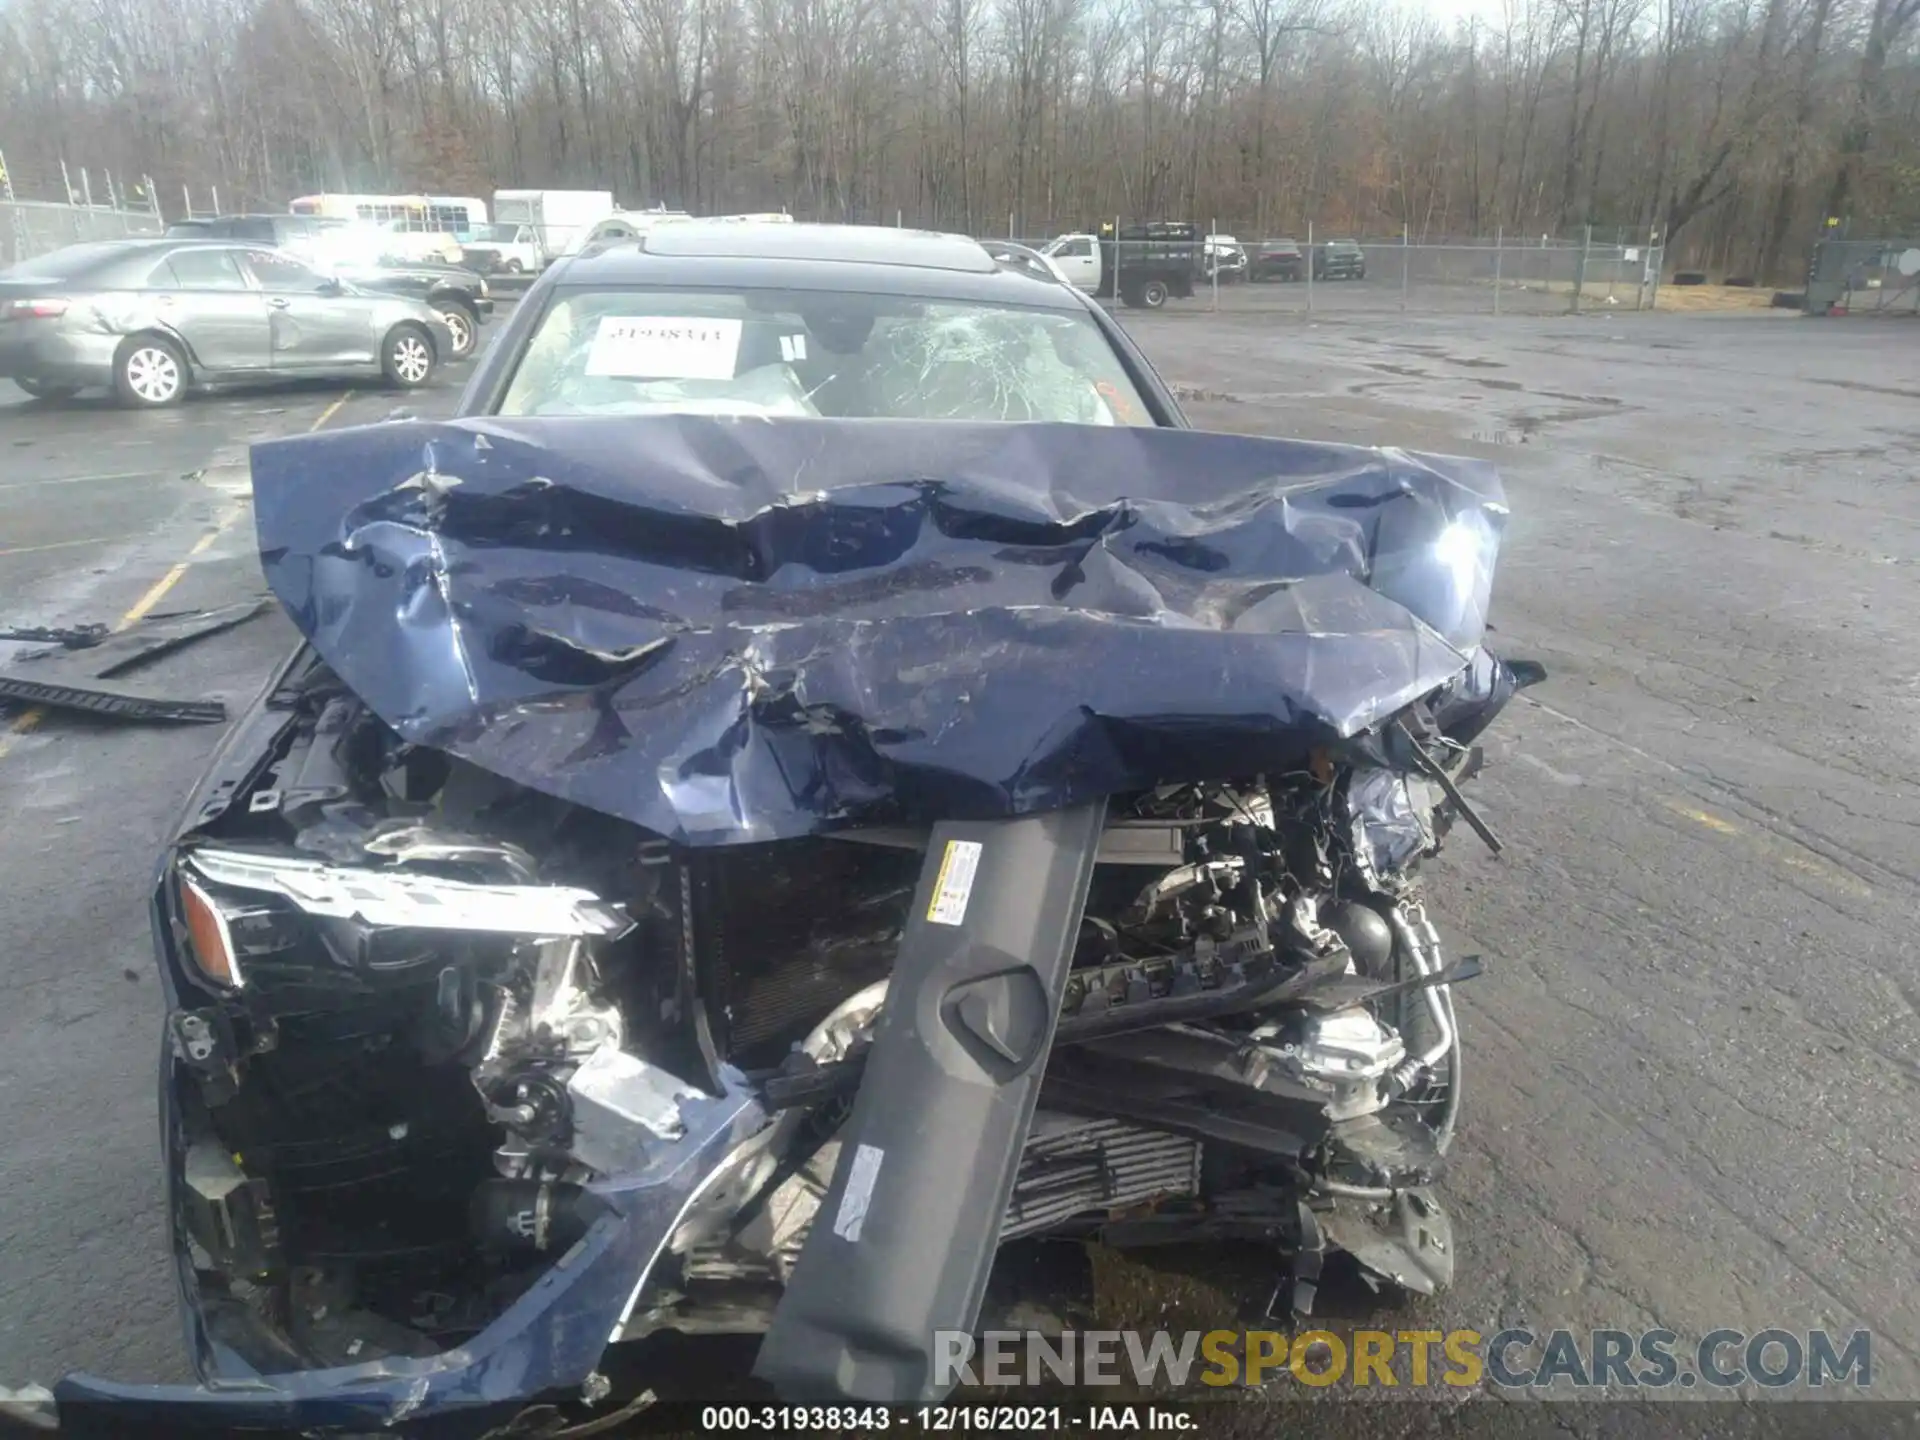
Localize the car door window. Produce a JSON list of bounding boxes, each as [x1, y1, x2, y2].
[[1060, 238, 1094, 258], [242, 250, 329, 293], [156, 250, 249, 290]]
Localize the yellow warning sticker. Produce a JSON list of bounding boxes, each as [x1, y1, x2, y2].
[[926, 839, 984, 926]]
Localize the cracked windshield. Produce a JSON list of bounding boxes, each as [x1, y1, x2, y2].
[[500, 289, 1152, 423]]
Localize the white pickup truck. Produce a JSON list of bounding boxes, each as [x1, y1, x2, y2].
[[1039, 222, 1205, 307]]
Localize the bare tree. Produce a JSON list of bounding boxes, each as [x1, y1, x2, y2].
[[6, 0, 1920, 278]]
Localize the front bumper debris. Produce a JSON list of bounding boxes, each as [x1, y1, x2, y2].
[[54, 1078, 765, 1438], [0, 600, 272, 725]]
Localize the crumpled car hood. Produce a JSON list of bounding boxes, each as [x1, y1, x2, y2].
[[250, 416, 1506, 845]]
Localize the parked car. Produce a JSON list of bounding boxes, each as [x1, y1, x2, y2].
[[167, 216, 494, 359], [580, 209, 697, 248], [325, 258, 493, 359], [1205, 234, 1248, 282], [0, 238, 452, 407], [1313, 239, 1367, 280], [46, 221, 1533, 1428], [1249, 238, 1305, 282]]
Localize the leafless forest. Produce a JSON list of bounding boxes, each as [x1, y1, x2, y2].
[[3, 0, 1918, 278]]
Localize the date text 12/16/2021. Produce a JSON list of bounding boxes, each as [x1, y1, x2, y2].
[[698, 1405, 1198, 1431]]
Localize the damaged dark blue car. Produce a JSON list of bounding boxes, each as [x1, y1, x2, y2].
[[53, 224, 1540, 1435]]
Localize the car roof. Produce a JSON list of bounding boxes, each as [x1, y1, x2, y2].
[[640, 222, 996, 271], [554, 222, 1085, 308], [52, 237, 257, 259], [1, 237, 298, 284]]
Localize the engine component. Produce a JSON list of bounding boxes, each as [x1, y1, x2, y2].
[[1003, 1114, 1200, 1238], [470, 1178, 594, 1255], [682, 1112, 1201, 1287], [180, 1140, 281, 1278], [566, 1045, 696, 1176], [1252, 1008, 1406, 1123], [755, 802, 1107, 1404], [1322, 901, 1395, 979], [524, 940, 624, 1059], [1385, 901, 1457, 1085], [688, 842, 921, 1069]]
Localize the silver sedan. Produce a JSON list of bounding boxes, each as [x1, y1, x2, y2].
[[0, 238, 455, 407]]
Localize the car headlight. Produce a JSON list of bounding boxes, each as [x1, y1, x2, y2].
[[174, 871, 303, 989]]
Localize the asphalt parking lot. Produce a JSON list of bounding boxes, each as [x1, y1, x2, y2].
[[2, 296, 1917, 1420], [0, 353, 478, 1388]]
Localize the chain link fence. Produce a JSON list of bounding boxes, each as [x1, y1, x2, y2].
[[0, 148, 166, 268], [0, 199, 165, 268], [996, 219, 1665, 317], [1803, 238, 1920, 315]]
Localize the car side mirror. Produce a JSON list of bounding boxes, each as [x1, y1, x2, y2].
[[317, 276, 343, 296]]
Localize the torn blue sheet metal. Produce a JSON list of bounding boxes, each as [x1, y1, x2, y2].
[[249, 417, 1506, 846], [55, 1078, 764, 1436]]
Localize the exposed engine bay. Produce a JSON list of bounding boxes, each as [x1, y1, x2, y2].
[[56, 413, 1547, 1426], [162, 646, 1521, 1381]]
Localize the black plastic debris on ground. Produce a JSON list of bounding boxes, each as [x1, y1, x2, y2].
[[0, 622, 110, 649], [0, 599, 272, 725]]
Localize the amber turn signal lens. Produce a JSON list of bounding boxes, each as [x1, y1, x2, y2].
[[179, 876, 240, 988]]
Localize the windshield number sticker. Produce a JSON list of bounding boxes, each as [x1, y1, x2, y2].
[[585, 316, 742, 380], [926, 839, 983, 926]]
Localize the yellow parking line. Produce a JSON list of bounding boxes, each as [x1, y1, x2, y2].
[[310, 394, 350, 431], [1661, 797, 1871, 897], [0, 390, 352, 760], [1665, 803, 1739, 836]]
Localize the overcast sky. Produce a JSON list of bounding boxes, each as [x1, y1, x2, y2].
[[1415, 0, 1515, 33]]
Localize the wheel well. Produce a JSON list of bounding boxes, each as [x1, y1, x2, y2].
[[115, 329, 192, 374], [431, 293, 478, 316]]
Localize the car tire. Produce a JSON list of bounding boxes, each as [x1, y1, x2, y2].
[[382, 324, 438, 389], [15, 377, 79, 401], [1140, 279, 1170, 308], [435, 300, 478, 360], [113, 335, 188, 408], [504, 259, 524, 275]]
